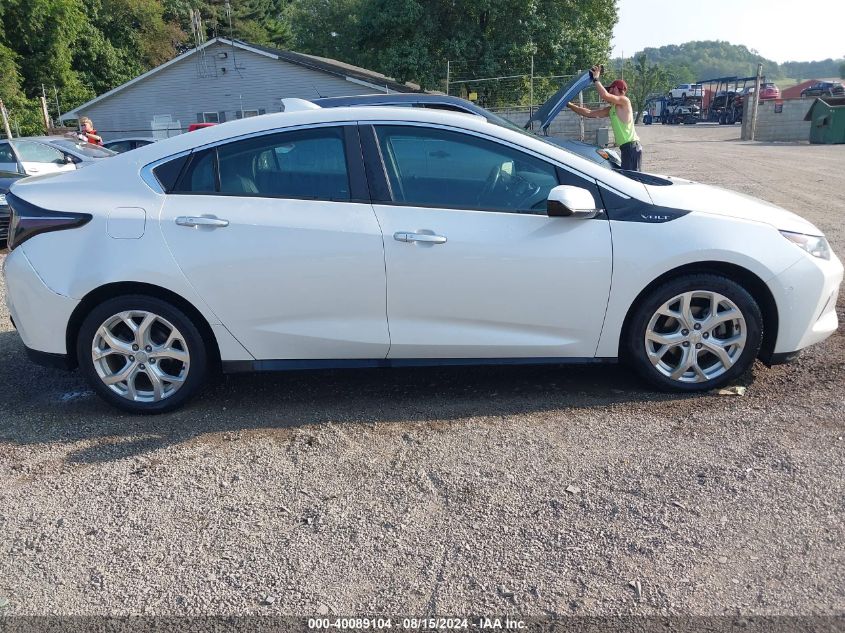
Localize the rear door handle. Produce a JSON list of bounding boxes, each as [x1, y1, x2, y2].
[[394, 231, 447, 244], [176, 216, 230, 228]]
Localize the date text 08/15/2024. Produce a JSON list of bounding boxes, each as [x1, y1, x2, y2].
[[308, 617, 527, 630]]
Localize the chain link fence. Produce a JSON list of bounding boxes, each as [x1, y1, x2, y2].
[[444, 59, 604, 112], [443, 59, 610, 142]]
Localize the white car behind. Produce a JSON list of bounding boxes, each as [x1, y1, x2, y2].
[[668, 84, 704, 99]]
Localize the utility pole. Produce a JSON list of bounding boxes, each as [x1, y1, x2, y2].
[[529, 55, 534, 118], [39, 96, 51, 133], [0, 99, 13, 139], [53, 86, 62, 123], [749, 62, 763, 141], [446, 60, 450, 96]]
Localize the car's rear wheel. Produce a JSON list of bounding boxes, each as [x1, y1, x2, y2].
[[625, 275, 763, 392], [77, 295, 208, 413]]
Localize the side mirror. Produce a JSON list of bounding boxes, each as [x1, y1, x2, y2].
[[547, 185, 601, 219]]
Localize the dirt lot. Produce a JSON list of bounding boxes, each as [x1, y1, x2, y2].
[[0, 125, 843, 619]]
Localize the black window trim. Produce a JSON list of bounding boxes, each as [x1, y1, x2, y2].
[[363, 121, 604, 216], [164, 122, 368, 203]]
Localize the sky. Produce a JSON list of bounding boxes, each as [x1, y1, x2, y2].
[[612, 0, 845, 63]]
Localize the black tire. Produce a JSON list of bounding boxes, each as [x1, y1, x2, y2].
[[624, 274, 763, 392], [77, 295, 208, 414]]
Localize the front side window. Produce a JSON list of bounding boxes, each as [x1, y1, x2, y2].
[[374, 125, 559, 213], [217, 126, 350, 200], [15, 140, 65, 164], [202, 112, 220, 123]]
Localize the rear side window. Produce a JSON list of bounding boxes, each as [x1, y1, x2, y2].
[[178, 150, 216, 193], [216, 126, 350, 200], [0, 142, 16, 164], [153, 154, 190, 192], [106, 141, 133, 153]]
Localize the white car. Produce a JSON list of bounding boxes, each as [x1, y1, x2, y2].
[[38, 136, 117, 166], [668, 84, 704, 99], [0, 138, 77, 176], [3, 106, 842, 413], [0, 137, 116, 176]]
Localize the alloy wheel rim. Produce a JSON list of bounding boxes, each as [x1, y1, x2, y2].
[[644, 291, 747, 384], [92, 310, 190, 403]]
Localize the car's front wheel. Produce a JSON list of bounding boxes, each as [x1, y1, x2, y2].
[[77, 295, 208, 413], [625, 275, 763, 392]]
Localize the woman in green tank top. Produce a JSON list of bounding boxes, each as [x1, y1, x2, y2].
[[566, 66, 643, 171]]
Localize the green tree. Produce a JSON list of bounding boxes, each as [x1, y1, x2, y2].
[[289, 0, 363, 65], [293, 0, 617, 93], [2, 0, 93, 109], [623, 53, 670, 124]]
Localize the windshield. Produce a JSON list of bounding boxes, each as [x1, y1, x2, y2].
[[51, 139, 117, 158]]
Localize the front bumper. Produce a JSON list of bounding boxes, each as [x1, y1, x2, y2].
[[768, 248, 843, 355], [3, 247, 79, 355]]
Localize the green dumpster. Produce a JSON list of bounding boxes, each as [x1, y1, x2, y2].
[[804, 96, 845, 144]]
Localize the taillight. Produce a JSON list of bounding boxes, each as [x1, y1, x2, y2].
[[6, 192, 92, 250]]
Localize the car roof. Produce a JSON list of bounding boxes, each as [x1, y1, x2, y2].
[[313, 93, 486, 109], [18, 105, 646, 203]]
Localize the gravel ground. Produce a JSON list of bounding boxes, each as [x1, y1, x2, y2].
[[0, 124, 843, 619]]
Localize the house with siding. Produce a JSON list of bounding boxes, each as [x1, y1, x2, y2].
[[60, 38, 421, 141]]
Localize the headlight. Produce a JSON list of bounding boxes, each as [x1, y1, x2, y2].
[[780, 230, 831, 260]]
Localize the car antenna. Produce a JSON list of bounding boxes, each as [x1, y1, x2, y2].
[[312, 86, 326, 98]]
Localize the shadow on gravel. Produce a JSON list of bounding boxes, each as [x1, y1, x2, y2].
[[0, 330, 704, 463]]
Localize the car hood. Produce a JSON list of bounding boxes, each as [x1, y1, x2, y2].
[[644, 177, 823, 235], [528, 71, 593, 131]]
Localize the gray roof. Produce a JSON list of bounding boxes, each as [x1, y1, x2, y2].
[[61, 37, 421, 120]]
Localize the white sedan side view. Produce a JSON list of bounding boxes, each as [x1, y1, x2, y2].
[[3, 106, 842, 413]]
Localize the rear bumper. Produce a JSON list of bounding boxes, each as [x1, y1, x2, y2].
[[26, 346, 73, 370], [3, 247, 79, 355]]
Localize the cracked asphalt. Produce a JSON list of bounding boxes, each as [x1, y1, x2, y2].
[[0, 124, 843, 619]]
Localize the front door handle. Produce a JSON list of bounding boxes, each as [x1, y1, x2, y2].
[[394, 231, 447, 244], [176, 216, 230, 228]]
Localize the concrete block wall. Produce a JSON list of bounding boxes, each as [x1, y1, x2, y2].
[[741, 98, 812, 142], [493, 106, 616, 146]]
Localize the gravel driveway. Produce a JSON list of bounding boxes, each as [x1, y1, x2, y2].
[[0, 125, 843, 621]]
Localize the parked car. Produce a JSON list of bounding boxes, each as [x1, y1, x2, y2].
[[188, 123, 217, 132], [4, 106, 841, 413], [0, 167, 25, 250], [757, 83, 781, 100], [800, 81, 845, 98], [0, 138, 76, 176], [313, 92, 622, 169], [38, 136, 117, 166], [710, 90, 738, 111], [0, 136, 116, 176], [668, 84, 704, 99], [103, 137, 156, 154], [740, 83, 781, 102]]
